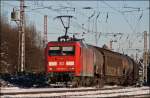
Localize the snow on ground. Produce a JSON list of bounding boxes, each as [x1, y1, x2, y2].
[[0, 79, 14, 87], [70, 87, 150, 97], [1, 86, 95, 94], [1, 85, 118, 92], [1, 86, 150, 98], [0, 85, 119, 94], [1, 87, 20, 90]]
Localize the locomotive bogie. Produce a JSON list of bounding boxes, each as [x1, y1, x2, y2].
[[46, 72, 74, 83]]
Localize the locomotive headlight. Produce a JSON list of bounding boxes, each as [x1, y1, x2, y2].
[[66, 61, 74, 65], [49, 62, 57, 66]]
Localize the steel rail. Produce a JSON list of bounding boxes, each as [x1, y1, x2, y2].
[[1, 86, 149, 98], [1, 86, 122, 95]]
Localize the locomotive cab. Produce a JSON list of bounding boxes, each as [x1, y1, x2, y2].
[[45, 41, 81, 83]]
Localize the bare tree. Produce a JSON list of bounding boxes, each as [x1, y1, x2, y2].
[[0, 16, 44, 74]]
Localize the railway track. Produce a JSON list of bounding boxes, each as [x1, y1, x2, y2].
[[1, 86, 120, 95], [1, 86, 149, 98]]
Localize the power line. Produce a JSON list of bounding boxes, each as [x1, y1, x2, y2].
[[101, 1, 146, 51]]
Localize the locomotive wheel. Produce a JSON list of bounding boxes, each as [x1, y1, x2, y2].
[[95, 78, 104, 88], [81, 77, 86, 86], [72, 77, 80, 87], [119, 77, 125, 85], [85, 77, 92, 86]]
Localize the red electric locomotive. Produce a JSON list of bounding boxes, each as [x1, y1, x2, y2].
[[45, 38, 84, 84]]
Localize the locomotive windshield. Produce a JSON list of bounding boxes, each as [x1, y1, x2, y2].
[[49, 46, 75, 56]]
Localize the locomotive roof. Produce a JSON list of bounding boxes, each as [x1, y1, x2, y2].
[[48, 40, 81, 43]]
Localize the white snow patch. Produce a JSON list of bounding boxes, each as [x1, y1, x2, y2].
[[1, 86, 149, 98]]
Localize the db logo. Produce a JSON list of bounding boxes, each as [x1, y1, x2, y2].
[[59, 62, 64, 65]]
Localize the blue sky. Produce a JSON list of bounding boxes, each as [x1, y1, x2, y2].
[[1, 0, 149, 58]]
